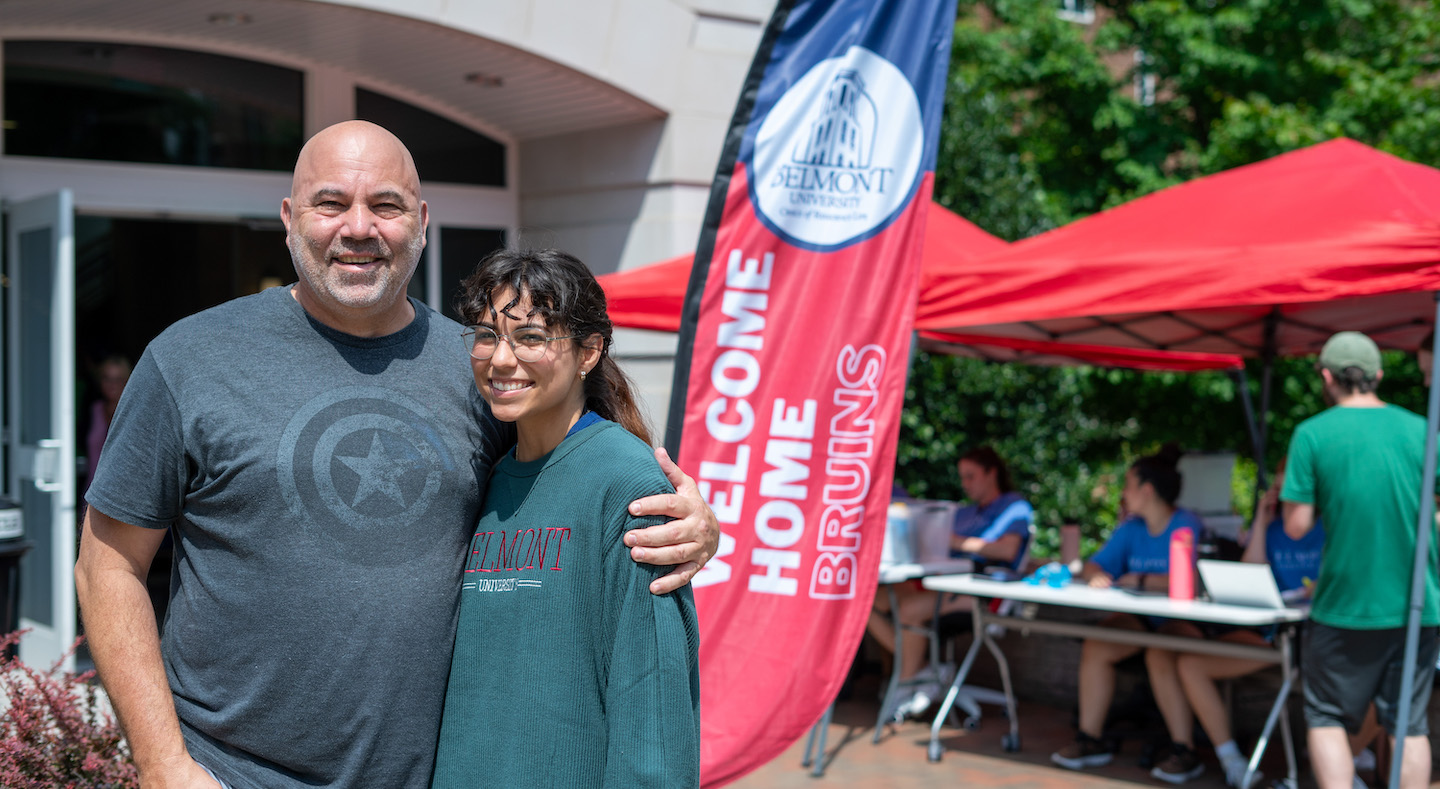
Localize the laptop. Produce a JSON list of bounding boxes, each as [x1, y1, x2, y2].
[[1197, 560, 1288, 609]]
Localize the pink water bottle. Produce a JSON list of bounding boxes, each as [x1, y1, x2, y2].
[[1169, 527, 1195, 601]]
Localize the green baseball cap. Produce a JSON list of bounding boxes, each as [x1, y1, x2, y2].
[[1319, 331, 1381, 377]]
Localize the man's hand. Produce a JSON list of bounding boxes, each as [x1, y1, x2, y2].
[[625, 447, 720, 595], [76, 509, 211, 789]]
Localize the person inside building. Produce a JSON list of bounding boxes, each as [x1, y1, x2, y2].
[[868, 446, 1032, 719], [82, 354, 130, 496], [1051, 443, 1203, 772], [430, 249, 699, 787]]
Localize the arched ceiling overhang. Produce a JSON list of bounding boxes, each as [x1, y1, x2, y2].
[[0, 0, 668, 141]]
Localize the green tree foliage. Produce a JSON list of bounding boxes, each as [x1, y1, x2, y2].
[[936, 0, 1440, 230], [897, 353, 1137, 559], [906, 0, 1440, 558]]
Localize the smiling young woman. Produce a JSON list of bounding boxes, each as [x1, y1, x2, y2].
[[431, 248, 700, 789], [464, 291, 597, 461]]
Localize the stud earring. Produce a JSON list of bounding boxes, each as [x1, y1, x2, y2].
[[580, 370, 587, 379]]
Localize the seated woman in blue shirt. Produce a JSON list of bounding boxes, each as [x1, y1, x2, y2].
[[868, 446, 1032, 718], [949, 448, 1034, 565], [1051, 444, 1204, 772], [1147, 459, 1332, 787]]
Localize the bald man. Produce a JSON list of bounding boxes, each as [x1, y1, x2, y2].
[[75, 121, 718, 789]]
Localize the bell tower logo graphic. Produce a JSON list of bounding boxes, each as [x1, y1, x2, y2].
[[795, 70, 876, 169], [751, 46, 923, 250]]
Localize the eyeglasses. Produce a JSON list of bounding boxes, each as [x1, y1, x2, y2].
[[462, 326, 583, 362]]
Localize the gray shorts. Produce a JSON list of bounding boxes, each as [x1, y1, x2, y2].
[[1302, 621, 1439, 736]]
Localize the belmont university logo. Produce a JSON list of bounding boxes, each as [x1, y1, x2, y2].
[[752, 46, 923, 249]]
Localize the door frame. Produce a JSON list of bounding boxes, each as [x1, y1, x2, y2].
[[5, 189, 76, 670]]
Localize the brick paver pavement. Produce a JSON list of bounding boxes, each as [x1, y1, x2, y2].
[[730, 689, 1360, 789]]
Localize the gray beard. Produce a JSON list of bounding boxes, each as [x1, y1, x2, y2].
[[288, 232, 424, 311]]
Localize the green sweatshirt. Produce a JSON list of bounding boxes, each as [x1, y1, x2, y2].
[[431, 420, 700, 788]]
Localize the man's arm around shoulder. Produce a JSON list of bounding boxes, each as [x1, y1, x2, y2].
[[75, 508, 220, 789], [623, 448, 720, 596]]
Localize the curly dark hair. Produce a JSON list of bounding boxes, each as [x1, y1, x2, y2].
[[455, 248, 652, 445]]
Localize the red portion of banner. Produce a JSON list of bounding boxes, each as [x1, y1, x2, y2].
[[685, 165, 932, 787]]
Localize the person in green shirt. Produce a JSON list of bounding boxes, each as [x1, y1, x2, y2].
[[1282, 330, 1440, 789], [431, 249, 700, 788]]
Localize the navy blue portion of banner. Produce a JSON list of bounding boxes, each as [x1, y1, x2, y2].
[[741, 0, 953, 167]]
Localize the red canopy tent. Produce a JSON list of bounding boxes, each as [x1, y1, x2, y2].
[[915, 138, 1440, 358], [913, 136, 1440, 526], [599, 202, 1243, 371], [596, 254, 695, 334], [916, 331, 1241, 372]]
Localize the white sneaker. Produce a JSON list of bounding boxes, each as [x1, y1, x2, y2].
[[887, 691, 926, 722], [1352, 777, 1369, 789], [902, 689, 932, 718], [894, 682, 942, 720], [1353, 747, 1376, 772]]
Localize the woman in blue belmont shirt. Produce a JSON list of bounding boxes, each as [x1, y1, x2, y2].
[[1051, 444, 1203, 773], [1145, 459, 1330, 787]]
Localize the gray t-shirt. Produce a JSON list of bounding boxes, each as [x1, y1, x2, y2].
[[86, 286, 512, 788]]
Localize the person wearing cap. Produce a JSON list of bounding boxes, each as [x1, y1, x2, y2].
[[1282, 330, 1440, 789]]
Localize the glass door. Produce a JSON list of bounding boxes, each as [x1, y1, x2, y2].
[[5, 190, 77, 670]]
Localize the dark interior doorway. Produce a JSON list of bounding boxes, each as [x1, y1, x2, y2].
[[75, 215, 293, 374], [74, 216, 292, 630]]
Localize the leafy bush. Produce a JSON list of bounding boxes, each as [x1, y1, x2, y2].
[[0, 631, 138, 788]]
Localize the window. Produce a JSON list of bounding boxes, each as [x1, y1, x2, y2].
[[3, 41, 303, 170], [408, 227, 507, 319], [1134, 50, 1156, 107], [1057, 0, 1095, 24], [356, 88, 506, 188]]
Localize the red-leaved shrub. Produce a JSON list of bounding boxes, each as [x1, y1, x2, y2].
[[0, 631, 137, 788]]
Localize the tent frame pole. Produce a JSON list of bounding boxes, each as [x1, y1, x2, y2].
[[1388, 293, 1440, 789], [1233, 367, 1267, 494], [1258, 308, 1280, 469], [1240, 308, 1281, 505]]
